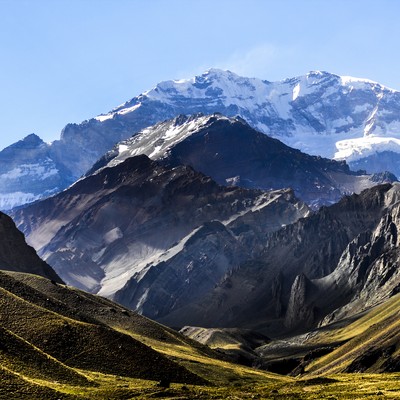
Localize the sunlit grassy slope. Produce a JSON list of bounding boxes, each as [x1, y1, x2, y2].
[[0, 270, 287, 398], [304, 294, 400, 375], [1, 270, 400, 399]]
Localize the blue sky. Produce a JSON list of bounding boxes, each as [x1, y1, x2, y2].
[[1, 0, 400, 150]]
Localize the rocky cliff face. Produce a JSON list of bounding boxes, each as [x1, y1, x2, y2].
[[156, 184, 400, 335], [317, 193, 400, 326], [284, 274, 316, 329], [10, 147, 400, 337], [0, 211, 61, 282], [12, 158, 400, 336], [114, 188, 308, 319]]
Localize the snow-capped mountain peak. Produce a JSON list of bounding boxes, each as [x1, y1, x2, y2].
[[2, 68, 400, 210], [340, 75, 397, 92], [144, 68, 266, 106], [91, 69, 400, 163], [88, 113, 239, 175]]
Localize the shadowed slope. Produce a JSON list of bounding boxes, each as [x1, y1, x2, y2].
[[0, 326, 90, 387], [0, 212, 61, 282]]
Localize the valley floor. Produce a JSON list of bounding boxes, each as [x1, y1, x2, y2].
[[2, 272, 400, 399], [1, 370, 400, 399]]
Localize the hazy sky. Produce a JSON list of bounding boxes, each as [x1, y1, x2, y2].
[[1, 0, 400, 150]]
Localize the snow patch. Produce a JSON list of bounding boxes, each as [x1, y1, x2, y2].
[[331, 117, 353, 128], [95, 114, 113, 122], [97, 228, 202, 298], [335, 136, 400, 162], [92, 248, 106, 263], [104, 227, 123, 245], [292, 83, 300, 101], [354, 104, 372, 113], [69, 273, 99, 291], [0, 192, 41, 211], [341, 75, 378, 86], [135, 288, 150, 311], [118, 144, 129, 154], [95, 103, 141, 121], [116, 103, 141, 115], [341, 76, 397, 93], [0, 162, 58, 181]]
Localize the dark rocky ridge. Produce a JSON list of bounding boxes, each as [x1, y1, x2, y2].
[[89, 114, 396, 208], [0, 211, 61, 283], [11, 147, 400, 338]]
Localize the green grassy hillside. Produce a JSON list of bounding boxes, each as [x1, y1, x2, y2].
[[305, 294, 400, 375], [1, 270, 400, 398], [0, 270, 287, 398]]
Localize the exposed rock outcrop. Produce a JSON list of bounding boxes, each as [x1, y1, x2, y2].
[[158, 183, 400, 334], [285, 274, 316, 330]]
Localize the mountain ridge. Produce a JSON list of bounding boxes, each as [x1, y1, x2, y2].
[[85, 113, 396, 208], [2, 68, 400, 209], [155, 183, 400, 335], [11, 152, 310, 298]]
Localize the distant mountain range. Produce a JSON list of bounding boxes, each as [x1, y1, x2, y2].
[[2, 69, 400, 209]]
